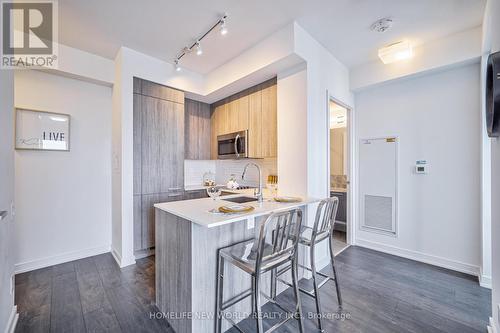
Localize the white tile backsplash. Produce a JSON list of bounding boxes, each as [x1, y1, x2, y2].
[[185, 158, 277, 188], [215, 158, 277, 187], [184, 160, 216, 186]]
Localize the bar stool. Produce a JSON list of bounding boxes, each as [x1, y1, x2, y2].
[[215, 208, 305, 333], [271, 197, 342, 332]]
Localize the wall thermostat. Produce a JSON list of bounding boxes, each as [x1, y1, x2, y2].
[[415, 160, 428, 174]]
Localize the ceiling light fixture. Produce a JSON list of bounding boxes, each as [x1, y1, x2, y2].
[[195, 41, 203, 56], [220, 18, 228, 35], [370, 18, 393, 33], [378, 40, 413, 64], [173, 14, 228, 72]]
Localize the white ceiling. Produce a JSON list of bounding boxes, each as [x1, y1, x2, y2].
[[58, 0, 485, 73]]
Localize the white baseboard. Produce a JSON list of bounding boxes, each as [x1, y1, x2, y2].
[[4, 305, 18, 333], [111, 247, 136, 268], [355, 238, 480, 277], [479, 267, 492, 289], [488, 317, 497, 333], [15, 245, 111, 274]]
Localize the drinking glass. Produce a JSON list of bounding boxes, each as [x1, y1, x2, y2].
[[206, 186, 222, 200]]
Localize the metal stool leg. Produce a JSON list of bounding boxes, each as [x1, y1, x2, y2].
[[254, 273, 264, 333], [215, 253, 224, 333], [310, 244, 323, 331], [251, 275, 256, 317], [291, 256, 304, 333], [329, 236, 342, 308], [270, 268, 277, 300]]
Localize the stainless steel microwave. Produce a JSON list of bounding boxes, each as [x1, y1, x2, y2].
[[217, 130, 248, 159]]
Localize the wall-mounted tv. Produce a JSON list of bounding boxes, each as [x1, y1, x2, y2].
[[486, 51, 500, 137]]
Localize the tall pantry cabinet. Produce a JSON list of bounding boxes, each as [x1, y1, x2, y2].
[[133, 78, 185, 252]]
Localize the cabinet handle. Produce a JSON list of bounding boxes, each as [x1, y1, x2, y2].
[[0, 211, 7, 221], [168, 187, 182, 191], [168, 192, 183, 197]]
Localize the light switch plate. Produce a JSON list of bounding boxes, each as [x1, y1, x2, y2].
[[10, 201, 15, 218]]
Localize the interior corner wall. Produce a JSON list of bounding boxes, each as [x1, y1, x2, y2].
[[0, 70, 15, 332], [354, 63, 481, 275], [277, 66, 308, 197], [14, 70, 112, 272]]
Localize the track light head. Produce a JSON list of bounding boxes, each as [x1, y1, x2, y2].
[[174, 59, 181, 72], [195, 41, 203, 56], [220, 18, 228, 35]]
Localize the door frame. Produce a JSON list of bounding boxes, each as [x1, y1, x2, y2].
[[326, 91, 355, 246]]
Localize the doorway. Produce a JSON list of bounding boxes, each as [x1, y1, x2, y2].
[[328, 99, 351, 255]]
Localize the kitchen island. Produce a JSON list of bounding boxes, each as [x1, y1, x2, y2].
[[154, 194, 317, 333]]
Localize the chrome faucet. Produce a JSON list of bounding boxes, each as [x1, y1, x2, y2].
[[242, 162, 263, 202]]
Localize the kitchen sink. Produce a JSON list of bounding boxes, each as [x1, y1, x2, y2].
[[223, 196, 258, 204]]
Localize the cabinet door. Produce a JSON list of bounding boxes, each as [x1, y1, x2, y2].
[[141, 96, 162, 194], [142, 96, 184, 194], [228, 93, 248, 133], [211, 104, 229, 159], [133, 77, 142, 94], [261, 83, 277, 157], [184, 189, 208, 200], [134, 195, 142, 251], [159, 101, 184, 192], [142, 192, 185, 249], [218, 103, 230, 135], [248, 88, 262, 158], [141, 80, 184, 104], [185, 99, 211, 160], [133, 93, 142, 195], [141, 193, 159, 249]]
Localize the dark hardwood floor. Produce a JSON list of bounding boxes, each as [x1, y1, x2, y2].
[[15, 246, 491, 333]]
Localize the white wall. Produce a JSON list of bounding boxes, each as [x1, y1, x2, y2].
[[294, 23, 354, 199], [0, 71, 16, 331], [277, 66, 308, 197], [14, 70, 112, 272], [355, 63, 481, 275]]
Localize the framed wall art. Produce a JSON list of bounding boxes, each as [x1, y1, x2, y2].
[[15, 108, 70, 151]]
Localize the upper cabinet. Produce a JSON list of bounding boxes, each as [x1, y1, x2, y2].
[[211, 78, 277, 159], [185, 98, 211, 160], [141, 79, 184, 104]]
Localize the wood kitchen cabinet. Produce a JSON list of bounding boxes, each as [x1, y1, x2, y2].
[[185, 98, 211, 160], [133, 77, 185, 252], [141, 95, 184, 194], [261, 81, 277, 158], [210, 78, 277, 159]]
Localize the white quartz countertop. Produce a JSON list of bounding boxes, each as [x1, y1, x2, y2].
[[154, 194, 319, 228]]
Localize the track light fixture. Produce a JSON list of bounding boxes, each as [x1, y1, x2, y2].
[[220, 18, 228, 35], [195, 41, 203, 56], [173, 14, 228, 72]]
